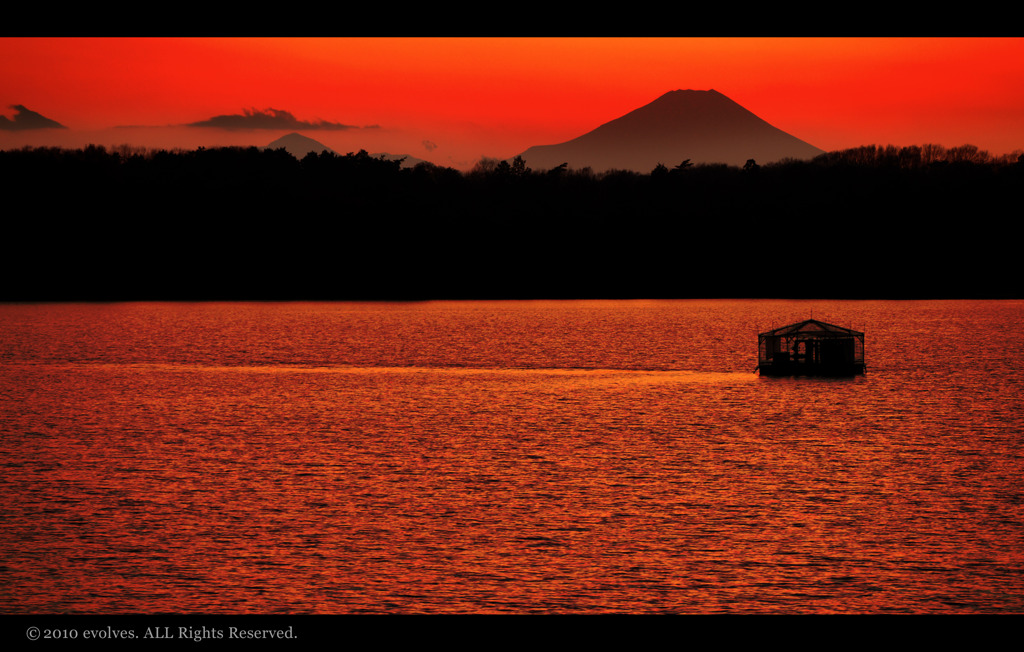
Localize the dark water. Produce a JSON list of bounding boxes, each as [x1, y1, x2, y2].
[[2, 300, 1023, 613]]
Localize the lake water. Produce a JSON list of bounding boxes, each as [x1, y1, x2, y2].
[[2, 299, 1023, 614]]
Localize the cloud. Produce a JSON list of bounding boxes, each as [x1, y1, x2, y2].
[[422, 140, 438, 152], [0, 105, 67, 131], [186, 108, 364, 131]]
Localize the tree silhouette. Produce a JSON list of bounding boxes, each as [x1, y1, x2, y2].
[[546, 162, 568, 176], [1, 142, 1020, 301], [510, 155, 530, 177]]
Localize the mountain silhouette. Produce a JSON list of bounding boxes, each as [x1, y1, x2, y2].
[[264, 132, 427, 168], [265, 132, 335, 158], [517, 89, 825, 172]]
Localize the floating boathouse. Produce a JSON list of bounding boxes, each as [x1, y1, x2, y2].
[[756, 319, 865, 376]]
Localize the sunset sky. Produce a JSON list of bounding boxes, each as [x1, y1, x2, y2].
[[2, 37, 1022, 169]]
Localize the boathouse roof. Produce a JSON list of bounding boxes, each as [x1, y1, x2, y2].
[[759, 319, 863, 338]]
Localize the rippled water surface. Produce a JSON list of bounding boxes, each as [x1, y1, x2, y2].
[[2, 300, 1023, 613]]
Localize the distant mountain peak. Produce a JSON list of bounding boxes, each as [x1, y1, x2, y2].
[[518, 89, 824, 172], [264, 132, 426, 168], [265, 132, 334, 158]]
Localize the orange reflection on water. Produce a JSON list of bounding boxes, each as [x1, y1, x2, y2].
[[2, 301, 1024, 613]]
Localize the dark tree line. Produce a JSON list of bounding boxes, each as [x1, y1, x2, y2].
[[1, 143, 1021, 301]]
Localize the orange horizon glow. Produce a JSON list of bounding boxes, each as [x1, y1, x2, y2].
[[2, 37, 1023, 169]]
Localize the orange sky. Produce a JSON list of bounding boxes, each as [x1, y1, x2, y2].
[[2, 37, 1022, 169]]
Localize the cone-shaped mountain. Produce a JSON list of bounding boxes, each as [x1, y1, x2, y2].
[[264, 132, 427, 168], [265, 132, 335, 158], [517, 89, 825, 172]]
